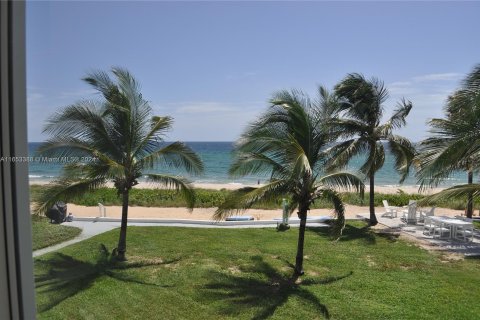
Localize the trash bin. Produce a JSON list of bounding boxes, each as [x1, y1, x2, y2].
[[46, 201, 67, 224]]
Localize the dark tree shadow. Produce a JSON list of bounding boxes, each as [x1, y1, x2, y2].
[[376, 231, 400, 242], [35, 244, 178, 313], [201, 256, 352, 319], [308, 225, 377, 244]]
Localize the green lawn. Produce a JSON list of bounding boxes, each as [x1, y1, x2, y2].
[[31, 215, 82, 250], [34, 222, 480, 319]]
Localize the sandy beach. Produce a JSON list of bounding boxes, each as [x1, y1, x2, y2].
[[30, 179, 445, 194], [30, 180, 464, 220]]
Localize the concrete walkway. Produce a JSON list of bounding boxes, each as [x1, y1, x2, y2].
[[33, 218, 329, 257], [33, 221, 118, 257]]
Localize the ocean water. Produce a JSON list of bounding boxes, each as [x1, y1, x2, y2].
[[27, 142, 468, 187]]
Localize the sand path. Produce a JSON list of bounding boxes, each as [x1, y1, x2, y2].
[[67, 203, 464, 221]]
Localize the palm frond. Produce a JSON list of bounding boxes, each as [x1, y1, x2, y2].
[[36, 138, 124, 170], [376, 99, 412, 136], [416, 138, 470, 189], [289, 137, 312, 178], [229, 152, 285, 178], [389, 99, 412, 129], [145, 174, 196, 209], [214, 180, 290, 220], [418, 184, 480, 206], [415, 74, 480, 189], [462, 64, 480, 89], [387, 135, 416, 183], [317, 172, 365, 196], [334, 73, 388, 125], [43, 101, 119, 150], [312, 188, 345, 239], [133, 116, 173, 157], [33, 177, 106, 215], [138, 141, 204, 175], [324, 138, 368, 171], [360, 142, 385, 176], [328, 118, 369, 139]]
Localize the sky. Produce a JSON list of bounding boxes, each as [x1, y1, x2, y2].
[[26, 1, 480, 142]]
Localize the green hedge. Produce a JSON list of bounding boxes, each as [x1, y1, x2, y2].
[[30, 185, 480, 212]]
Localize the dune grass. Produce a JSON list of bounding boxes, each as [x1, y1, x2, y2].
[[30, 185, 480, 211], [34, 222, 480, 319], [31, 215, 82, 250]]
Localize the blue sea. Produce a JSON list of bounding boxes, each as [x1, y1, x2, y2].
[[27, 142, 467, 187]]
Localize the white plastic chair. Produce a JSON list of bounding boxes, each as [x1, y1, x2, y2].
[[455, 218, 475, 242], [402, 202, 417, 224], [432, 219, 451, 239], [419, 207, 435, 223], [381, 200, 398, 218], [423, 216, 435, 236]]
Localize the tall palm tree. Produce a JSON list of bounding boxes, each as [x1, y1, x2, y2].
[[416, 94, 480, 217], [330, 74, 415, 225], [417, 65, 480, 215], [215, 87, 364, 275], [34, 68, 204, 260]]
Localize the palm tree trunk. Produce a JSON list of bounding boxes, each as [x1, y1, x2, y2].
[[116, 190, 130, 261], [466, 169, 473, 219], [369, 173, 378, 226], [295, 208, 307, 275]]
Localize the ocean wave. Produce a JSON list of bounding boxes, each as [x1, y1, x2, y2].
[[29, 175, 55, 179]]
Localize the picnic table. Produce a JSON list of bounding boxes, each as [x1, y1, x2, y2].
[[429, 216, 474, 241]]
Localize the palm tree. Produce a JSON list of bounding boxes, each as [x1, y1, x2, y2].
[[417, 65, 480, 215], [215, 87, 364, 275], [330, 74, 415, 226], [34, 68, 204, 260]]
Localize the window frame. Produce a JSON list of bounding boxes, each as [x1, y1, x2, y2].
[[0, 1, 37, 318]]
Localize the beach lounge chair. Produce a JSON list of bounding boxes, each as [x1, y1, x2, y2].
[[432, 218, 451, 239], [401, 202, 417, 224], [454, 217, 475, 242], [423, 216, 435, 236], [381, 200, 398, 218], [418, 207, 435, 223]]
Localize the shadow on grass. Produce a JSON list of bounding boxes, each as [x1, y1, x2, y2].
[[202, 256, 352, 319], [376, 231, 400, 242], [308, 224, 377, 244], [465, 255, 480, 260], [35, 244, 178, 313]]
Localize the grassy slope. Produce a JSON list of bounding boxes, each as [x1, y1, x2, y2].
[[31, 215, 82, 250], [35, 222, 480, 319], [30, 185, 480, 211]]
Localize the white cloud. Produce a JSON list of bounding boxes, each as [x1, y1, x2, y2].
[[412, 73, 463, 82], [151, 100, 264, 141], [383, 71, 466, 141], [389, 81, 412, 87], [175, 102, 234, 114], [388, 81, 415, 95]]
